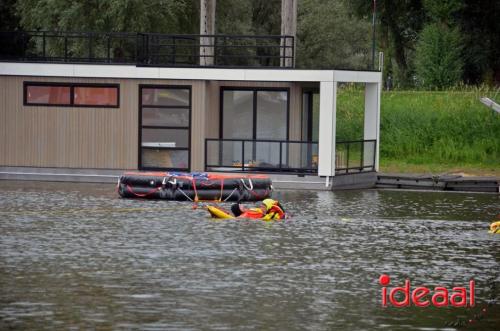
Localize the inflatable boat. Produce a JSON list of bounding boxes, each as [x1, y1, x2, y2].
[[117, 172, 272, 202]]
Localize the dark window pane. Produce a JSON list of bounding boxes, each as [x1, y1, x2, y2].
[[26, 85, 71, 105], [142, 108, 189, 127], [74, 86, 118, 106], [256, 91, 287, 140], [222, 90, 253, 139], [142, 88, 189, 106], [141, 149, 189, 169], [141, 128, 189, 148]]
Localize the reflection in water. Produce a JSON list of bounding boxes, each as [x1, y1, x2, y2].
[[0, 181, 499, 330]]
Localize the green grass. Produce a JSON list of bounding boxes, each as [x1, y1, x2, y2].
[[336, 86, 500, 175]]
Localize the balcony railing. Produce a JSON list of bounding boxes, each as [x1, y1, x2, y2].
[[205, 138, 376, 175], [205, 139, 318, 173], [0, 31, 294, 68], [335, 139, 376, 174]]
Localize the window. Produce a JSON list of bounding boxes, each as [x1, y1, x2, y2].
[[220, 87, 289, 169], [222, 90, 253, 139], [221, 88, 289, 141], [74, 86, 118, 106], [25, 85, 71, 105], [24, 82, 119, 107], [139, 85, 191, 171]]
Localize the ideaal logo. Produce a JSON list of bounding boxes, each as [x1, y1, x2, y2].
[[379, 274, 475, 308]]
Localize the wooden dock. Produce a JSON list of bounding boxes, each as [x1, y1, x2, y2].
[[376, 173, 500, 193]]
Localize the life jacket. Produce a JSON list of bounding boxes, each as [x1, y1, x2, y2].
[[262, 204, 285, 220], [239, 208, 265, 219]]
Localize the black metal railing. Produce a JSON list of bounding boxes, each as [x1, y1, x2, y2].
[[335, 139, 376, 174], [205, 138, 376, 175], [0, 31, 294, 68], [205, 139, 318, 173]]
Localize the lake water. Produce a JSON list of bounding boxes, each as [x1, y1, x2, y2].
[[0, 180, 499, 330]]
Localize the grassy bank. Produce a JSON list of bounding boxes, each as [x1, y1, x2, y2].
[[336, 87, 500, 176]]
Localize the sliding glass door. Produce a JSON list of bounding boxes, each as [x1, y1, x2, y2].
[[139, 85, 191, 171], [221, 88, 288, 168]]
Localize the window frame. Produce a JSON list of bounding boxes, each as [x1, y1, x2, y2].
[[219, 86, 290, 141], [23, 81, 120, 108], [138, 84, 192, 172]]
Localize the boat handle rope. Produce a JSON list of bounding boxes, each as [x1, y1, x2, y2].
[[176, 187, 194, 202], [223, 187, 238, 202], [219, 178, 224, 202], [164, 176, 177, 186], [240, 178, 253, 191]]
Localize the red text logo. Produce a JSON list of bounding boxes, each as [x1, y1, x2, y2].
[[379, 274, 475, 308]]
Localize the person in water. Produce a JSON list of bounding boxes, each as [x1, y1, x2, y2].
[[231, 198, 286, 220]]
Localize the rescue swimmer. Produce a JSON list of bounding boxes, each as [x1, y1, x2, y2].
[[207, 198, 286, 220]]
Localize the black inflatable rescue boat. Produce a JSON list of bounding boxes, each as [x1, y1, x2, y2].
[[117, 172, 272, 202]]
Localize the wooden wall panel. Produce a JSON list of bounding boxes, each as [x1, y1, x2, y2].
[[289, 83, 302, 141], [190, 81, 207, 171], [0, 77, 6, 164], [0, 76, 139, 169], [0, 76, 305, 171]]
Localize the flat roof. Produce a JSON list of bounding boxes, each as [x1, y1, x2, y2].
[[0, 62, 382, 83]]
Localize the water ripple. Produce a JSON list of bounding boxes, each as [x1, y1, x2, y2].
[[0, 181, 499, 330]]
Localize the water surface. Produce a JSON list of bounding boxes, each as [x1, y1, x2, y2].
[[0, 181, 499, 330]]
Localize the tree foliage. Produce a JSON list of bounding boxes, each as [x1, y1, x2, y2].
[[423, 0, 462, 23], [415, 24, 463, 88], [348, 0, 426, 85], [0, 0, 20, 31], [297, 0, 371, 70], [414, 0, 464, 88], [15, 0, 198, 33], [3, 0, 500, 86], [457, 0, 500, 85]]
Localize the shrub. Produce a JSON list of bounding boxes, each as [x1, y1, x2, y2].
[[415, 23, 464, 89]]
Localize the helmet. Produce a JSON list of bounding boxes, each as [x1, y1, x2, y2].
[[262, 199, 277, 211]]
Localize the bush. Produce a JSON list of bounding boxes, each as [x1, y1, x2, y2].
[[415, 23, 464, 89]]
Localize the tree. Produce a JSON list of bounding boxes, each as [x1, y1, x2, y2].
[[0, 0, 23, 58], [215, 0, 281, 36], [415, 24, 463, 88], [215, 0, 252, 34], [457, 0, 500, 85], [415, 0, 463, 88], [348, 0, 426, 86], [15, 0, 197, 33], [0, 0, 21, 31], [297, 0, 371, 70]]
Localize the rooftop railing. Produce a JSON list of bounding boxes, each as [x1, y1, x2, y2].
[[0, 31, 294, 68]]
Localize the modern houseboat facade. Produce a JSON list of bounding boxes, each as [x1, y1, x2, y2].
[[0, 32, 381, 188]]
